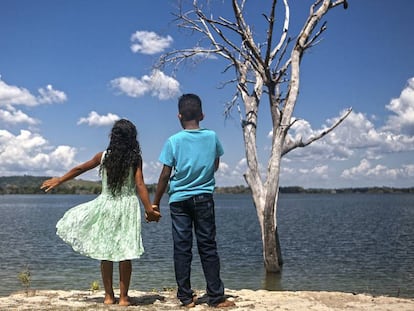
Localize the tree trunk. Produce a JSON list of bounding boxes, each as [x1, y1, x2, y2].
[[250, 188, 283, 272], [248, 152, 284, 272], [242, 82, 285, 272], [263, 210, 281, 272]]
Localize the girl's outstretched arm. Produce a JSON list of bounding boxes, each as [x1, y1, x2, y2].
[[41, 152, 103, 192]]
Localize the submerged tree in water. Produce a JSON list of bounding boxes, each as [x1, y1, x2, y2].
[[158, 0, 351, 272]]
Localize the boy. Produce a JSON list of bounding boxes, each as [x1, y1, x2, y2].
[[153, 94, 235, 308]]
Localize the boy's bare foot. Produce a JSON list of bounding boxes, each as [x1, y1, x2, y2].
[[183, 295, 197, 308], [119, 297, 131, 306], [215, 299, 235, 308], [103, 293, 115, 305], [183, 301, 196, 308]]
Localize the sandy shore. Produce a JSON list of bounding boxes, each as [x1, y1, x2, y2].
[[0, 289, 413, 310]]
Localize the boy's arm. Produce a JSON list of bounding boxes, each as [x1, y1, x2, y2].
[[214, 157, 220, 172], [41, 152, 103, 192], [153, 164, 172, 206]]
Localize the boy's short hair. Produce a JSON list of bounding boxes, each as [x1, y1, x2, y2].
[[178, 94, 203, 121]]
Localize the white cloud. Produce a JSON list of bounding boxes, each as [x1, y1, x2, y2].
[[211, 158, 247, 186], [0, 107, 39, 125], [277, 116, 352, 162], [0, 129, 77, 176], [37, 84, 67, 104], [130, 31, 173, 55], [262, 77, 414, 187], [111, 69, 180, 100], [150, 70, 180, 100], [310, 165, 328, 176], [49, 145, 77, 169], [383, 77, 414, 135], [0, 78, 73, 177], [141, 160, 163, 184], [218, 161, 229, 172], [0, 79, 67, 107], [111, 77, 148, 98], [0, 78, 67, 126], [282, 106, 414, 165], [0, 80, 37, 106], [341, 159, 414, 181], [235, 158, 247, 171], [77, 111, 120, 126], [340, 159, 371, 179], [279, 163, 330, 187]]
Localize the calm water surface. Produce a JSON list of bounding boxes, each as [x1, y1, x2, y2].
[[0, 193, 413, 298]]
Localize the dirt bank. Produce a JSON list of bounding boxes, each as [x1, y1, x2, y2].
[[1, 289, 413, 310]]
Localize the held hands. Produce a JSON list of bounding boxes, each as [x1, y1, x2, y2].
[[40, 177, 61, 192], [145, 205, 161, 222]]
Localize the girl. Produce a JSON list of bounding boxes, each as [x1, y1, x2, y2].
[[41, 119, 160, 306]]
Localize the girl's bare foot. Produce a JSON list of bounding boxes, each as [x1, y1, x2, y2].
[[119, 296, 131, 306], [103, 293, 115, 305]]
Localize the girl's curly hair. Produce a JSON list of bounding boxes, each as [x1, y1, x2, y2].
[[101, 119, 142, 195]]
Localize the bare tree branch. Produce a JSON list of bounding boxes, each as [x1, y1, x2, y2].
[[232, 0, 266, 73], [263, 0, 278, 66], [304, 21, 327, 49], [280, 0, 336, 132], [281, 107, 353, 156], [268, 0, 290, 64]]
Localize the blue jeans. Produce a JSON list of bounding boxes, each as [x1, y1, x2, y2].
[[170, 193, 225, 306]]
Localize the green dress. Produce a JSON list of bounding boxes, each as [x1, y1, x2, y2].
[[56, 158, 144, 262]]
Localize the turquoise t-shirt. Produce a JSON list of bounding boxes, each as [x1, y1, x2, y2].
[[159, 128, 224, 204]]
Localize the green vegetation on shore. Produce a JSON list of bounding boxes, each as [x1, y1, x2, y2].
[[1, 176, 413, 195]]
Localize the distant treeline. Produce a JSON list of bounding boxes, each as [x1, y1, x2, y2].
[[1, 176, 413, 195], [0, 175, 102, 195]]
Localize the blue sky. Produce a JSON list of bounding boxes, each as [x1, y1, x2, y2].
[[1, 0, 413, 188]]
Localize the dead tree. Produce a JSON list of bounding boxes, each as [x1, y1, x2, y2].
[[158, 0, 351, 272]]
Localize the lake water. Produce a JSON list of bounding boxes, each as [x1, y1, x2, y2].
[[0, 193, 413, 298]]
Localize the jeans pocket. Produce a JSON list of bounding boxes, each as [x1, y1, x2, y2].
[[195, 200, 214, 220], [193, 193, 213, 204]]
